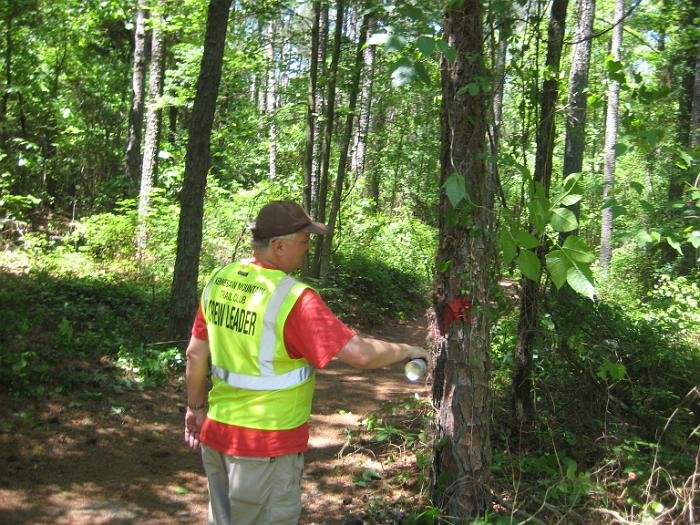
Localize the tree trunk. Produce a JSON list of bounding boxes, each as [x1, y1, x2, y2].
[[310, 3, 329, 218], [512, 0, 569, 427], [169, 0, 233, 340], [303, 1, 321, 215], [488, 11, 509, 210], [136, 4, 166, 257], [125, 0, 148, 189], [265, 21, 278, 181], [692, 40, 700, 148], [351, 16, 375, 181], [310, 0, 343, 278], [365, 102, 386, 212], [561, 0, 595, 238], [319, 10, 369, 277], [599, 0, 625, 273], [431, 1, 495, 519]]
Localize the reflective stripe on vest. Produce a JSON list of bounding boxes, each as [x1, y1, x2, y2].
[[209, 275, 313, 391]]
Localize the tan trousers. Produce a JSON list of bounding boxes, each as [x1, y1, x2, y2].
[[201, 444, 304, 525]]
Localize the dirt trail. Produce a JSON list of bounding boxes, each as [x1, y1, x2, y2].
[[0, 318, 428, 525]]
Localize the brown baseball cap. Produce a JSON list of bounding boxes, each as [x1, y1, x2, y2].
[[251, 201, 328, 240]]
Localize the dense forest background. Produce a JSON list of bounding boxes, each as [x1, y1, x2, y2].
[[1, 0, 698, 523]]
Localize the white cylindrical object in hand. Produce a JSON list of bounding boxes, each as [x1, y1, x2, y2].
[[404, 358, 427, 382]]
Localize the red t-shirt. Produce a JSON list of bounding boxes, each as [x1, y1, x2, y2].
[[192, 262, 355, 457]]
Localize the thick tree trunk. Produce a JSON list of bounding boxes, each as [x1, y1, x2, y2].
[[319, 11, 370, 277], [136, 5, 166, 256], [599, 0, 625, 272], [561, 0, 595, 238], [169, 0, 233, 340], [431, 2, 495, 519], [512, 0, 568, 426], [310, 0, 343, 278], [125, 0, 148, 189], [303, 1, 321, 215]]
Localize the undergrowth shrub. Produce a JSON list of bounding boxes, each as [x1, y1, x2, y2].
[[488, 286, 700, 523], [0, 271, 171, 397]]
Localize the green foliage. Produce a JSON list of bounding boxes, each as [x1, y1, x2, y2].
[[0, 271, 171, 397], [315, 206, 435, 328]]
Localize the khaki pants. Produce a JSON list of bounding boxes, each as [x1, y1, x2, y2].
[[201, 444, 304, 525]]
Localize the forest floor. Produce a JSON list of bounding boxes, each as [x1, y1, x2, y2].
[[0, 317, 430, 525]]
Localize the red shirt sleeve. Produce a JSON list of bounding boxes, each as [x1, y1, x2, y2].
[[192, 304, 208, 340], [284, 289, 355, 368]]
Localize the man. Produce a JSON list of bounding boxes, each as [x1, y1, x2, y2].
[[184, 200, 428, 525]]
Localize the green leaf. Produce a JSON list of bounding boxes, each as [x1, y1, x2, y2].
[[639, 199, 655, 215], [174, 485, 189, 494], [562, 236, 595, 263], [545, 249, 569, 289], [438, 258, 453, 273], [529, 197, 549, 234], [390, 60, 417, 87], [436, 39, 457, 62], [549, 207, 578, 232], [636, 229, 654, 245], [559, 193, 582, 206], [443, 172, 466, 208], [416, 35, 435, 57], [566, 263, 594, 299], [629, 181, 644, 194], [414, 61, 431, 84], [667, 237, 683, 256], [514, 228, 539, 249], [597, 359, 626, 381], [500, 229, 517, 265], [611, 205, 627, 218], [688, 230, 700, 249], [385, 34, 407, 52], [517, 249, 541, 281], [614, 142, 629, 157]]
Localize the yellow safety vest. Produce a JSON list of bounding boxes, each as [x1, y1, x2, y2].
[[201, 261, 315, 430]]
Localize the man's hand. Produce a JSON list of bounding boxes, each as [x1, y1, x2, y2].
[[184, 407, 206, 451]]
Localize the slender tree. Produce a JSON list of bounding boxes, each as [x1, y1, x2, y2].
[[351, 15, 376, 181], [562, 0, 596, 235], [265, 20, 278, 181], [303, 1, 321, 215], [125, 0, 148, 188], [136, 2, 166, 256], [310, 0, 343, 278], [431, 0, 495, 518], [170, 0, 233, 339], [512, 0, 569, 426], [599, 0, 625, 272], [319, 8, 370, 276]]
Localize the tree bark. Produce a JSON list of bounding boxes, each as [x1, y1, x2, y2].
[[125, 0, 148, 189], [136, 4, 166, 257], [599, 0, 625, 272], [303, 1, 321, 215], [431, 1, 495, 519], [512, 0, 569, 427], [319, 10, 369, 277], [351, 16, 375, 181], [310, 0, 343, 278], [169, 0, 233, 340], [561, 0, 595, 238], [265, 21, 278, 181]]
